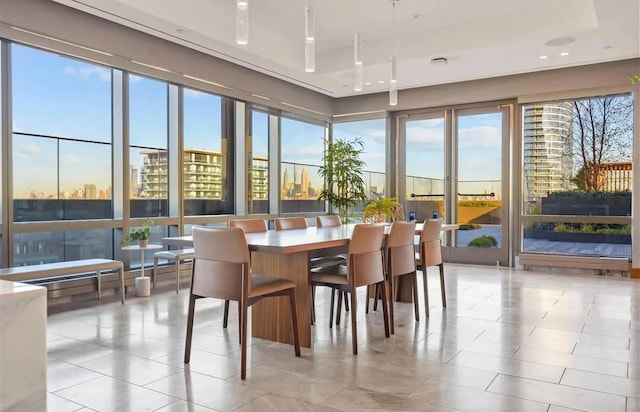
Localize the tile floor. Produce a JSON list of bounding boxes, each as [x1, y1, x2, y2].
[[46, 264, 640, 412]]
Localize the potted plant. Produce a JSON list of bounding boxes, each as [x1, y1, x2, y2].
[[318, 137, 368, 223], [122, 219, 153, 247], [363, 197, 404, 223]]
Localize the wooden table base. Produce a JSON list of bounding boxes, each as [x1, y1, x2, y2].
[[250, 250, 312, 348]]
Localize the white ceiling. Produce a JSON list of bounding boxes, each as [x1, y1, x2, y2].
[[54, 0, 640, 98]]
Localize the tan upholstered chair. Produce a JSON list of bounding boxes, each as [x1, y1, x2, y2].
[[310, 224, 389, 354], [275, 217, 308, 231], [229, 218, 268, 234], [184, 227, 300, 380], [220, 219, 269, 328], [416, 218, 445, 317], [316, 215, 342, 228], [386, 221, 419, 333]]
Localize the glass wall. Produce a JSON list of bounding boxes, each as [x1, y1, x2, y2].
[[249, 109, 269, 214], [182, 88, 234, 215], [522, 94, 634, 258], [129, 74, 168, 218], [280, 117, 326, 213], [333, 118, 386, 199]]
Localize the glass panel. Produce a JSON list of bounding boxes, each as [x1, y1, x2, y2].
[[129, 74, 169, 218], [522, 94, 634, 257], [11, 44, 112, 143], [456, 112, 502, 248], [333, 118, 387, 199], [405, 117, 445, 221], [13, 229, 113, 267], [280, 118, 325, 213], [182, 88, 233, 215], [249, 110, 269, 214], [11, 44, 114, 222]]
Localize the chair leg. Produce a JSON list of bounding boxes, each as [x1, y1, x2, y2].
[[350, 287, 358, 355], [412, 272, 420, 322], [311, 285, 316, 324], [175, 260, 181, 293], [223, 300, 230, 328], [373, 284, 379, 312], [184, 294, 196, 363], [336, 291, 343, 326], [329, 289, 336, 329], [365, 285, 371, 314], [379, 281, 390, 338], [240, 300, 248, 380], [344, 292, 349, 312], [288, 289, 301, 357], [439, 263, 446, 308], [388, 276, 395, 335], [237, 301, 242, 345], [152, 257, 158, 290], [422, 269, 430, 318], [97, 270, 102, 300], [309, 285, 315, 325]]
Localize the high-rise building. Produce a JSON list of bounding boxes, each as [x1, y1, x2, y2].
[[138, 148, 268, 200], [522, 102, 574, 202], [282, 168, 289, 198], [301, 167, 309, 198], [83, 184, 97, 199]]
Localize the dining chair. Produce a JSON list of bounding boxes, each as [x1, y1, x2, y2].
[[312, 215, 348, 325], [316, 215, 342, 228], [310, 224, 389, 354], [184, 227, 300, 380], [275, 217, 308, 231], [223, 218, 269, 328], [229, 218, 268, 233], [416, 218, 445, 317], [385, 221, 419, 334]]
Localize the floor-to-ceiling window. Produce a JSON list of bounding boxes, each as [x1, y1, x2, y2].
[[11, 44, 114, 265], [248, 109, 269, 214], [129, 73, 169, 218], [182, 88, 234, 216], [280, 117, 326, 213], [522, 94, 634, 258]]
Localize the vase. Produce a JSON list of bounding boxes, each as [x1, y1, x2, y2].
[[139, 239, 148, 248]]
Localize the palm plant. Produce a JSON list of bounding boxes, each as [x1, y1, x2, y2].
[[318, 137, 367, 223]]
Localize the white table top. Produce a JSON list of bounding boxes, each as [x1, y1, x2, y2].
[[162, 222, 459, 254]]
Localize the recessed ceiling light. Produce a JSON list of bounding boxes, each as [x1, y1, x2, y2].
[[545, 36, 575, 47], [560, 52, 569, 56], [176, 28, 185, 34], [377, 80, 385, 84], [602, 45, 612, 50], [430, 57, 448, 65], [539, 55, 548, 60], [365, 82, 372, 85]]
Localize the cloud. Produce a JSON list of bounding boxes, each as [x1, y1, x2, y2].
[[64, 65, 111, 82], [60, 154, 84, 164], [184, 88, 206, 98], [18, 143, 41, 156], [458, 126, 500, 149]]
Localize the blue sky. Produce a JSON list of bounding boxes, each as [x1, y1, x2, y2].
[[10, 43, 503, 199]]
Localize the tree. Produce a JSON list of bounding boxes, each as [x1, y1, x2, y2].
[[572, 95, 633, 191], [318, 137, 367, 223]]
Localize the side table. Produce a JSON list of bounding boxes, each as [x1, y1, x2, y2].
[[121, 244, 163, 297]]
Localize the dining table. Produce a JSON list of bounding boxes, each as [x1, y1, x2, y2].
[[163, 222, 458, 348]]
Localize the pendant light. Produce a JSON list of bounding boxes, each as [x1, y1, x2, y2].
[[353, 0, 363, 91], [389, 1, 398, 106], [305, 2, 316, 72], [236, 0, 249, 45]]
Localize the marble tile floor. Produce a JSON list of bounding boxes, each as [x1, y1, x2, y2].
[[45, 264, 640, 412]]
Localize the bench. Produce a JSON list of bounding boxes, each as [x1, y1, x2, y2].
[[0, 259, 126, 304], [152, 248, 194, 293]]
